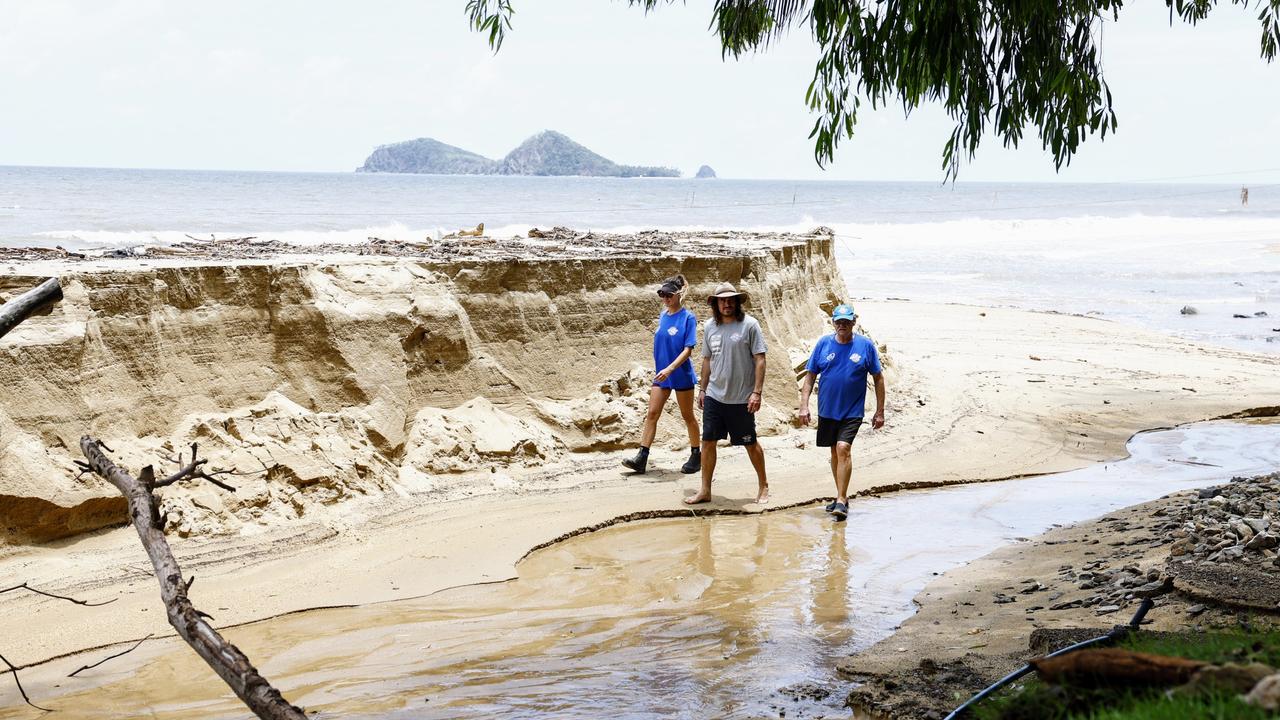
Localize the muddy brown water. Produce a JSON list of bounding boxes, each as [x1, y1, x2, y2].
[[4, 420, 1278, 719]]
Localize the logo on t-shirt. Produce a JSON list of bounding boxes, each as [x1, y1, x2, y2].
[[825, 352, 836, 362], [850, 353, 862, 363], [730, 333, 742, 342], [667, 326, 679, 336]]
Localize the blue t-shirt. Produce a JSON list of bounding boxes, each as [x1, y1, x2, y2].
[[654, 307, 698, 389], [806, 334, 882, 420]]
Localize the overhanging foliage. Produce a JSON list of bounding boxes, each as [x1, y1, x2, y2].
[[465, 0, 1280, 179]]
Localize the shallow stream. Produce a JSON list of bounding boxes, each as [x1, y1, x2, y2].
[[5, 420, 1279, 719]]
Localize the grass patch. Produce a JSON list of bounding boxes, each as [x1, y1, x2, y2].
[[1122, 628, 1280, 668], [972, 629, 1280, 720]]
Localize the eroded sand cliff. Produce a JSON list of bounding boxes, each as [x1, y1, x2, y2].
[[0, 231, 844, 544]]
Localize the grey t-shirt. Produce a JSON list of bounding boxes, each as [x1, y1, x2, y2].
[[701, 314, 767, 404]]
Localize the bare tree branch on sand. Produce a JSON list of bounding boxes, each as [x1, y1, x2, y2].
[[77, 436, 306, 720], [0, 583, 116, 711]]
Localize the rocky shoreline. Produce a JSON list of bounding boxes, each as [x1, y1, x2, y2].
[[841, 468, 1280, 719]]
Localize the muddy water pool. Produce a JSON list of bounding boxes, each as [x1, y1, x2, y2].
[[4, 420, 1278, 719]]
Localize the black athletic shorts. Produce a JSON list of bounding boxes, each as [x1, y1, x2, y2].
[[702, 396, 758, 446], [816, 416, 863, 447]]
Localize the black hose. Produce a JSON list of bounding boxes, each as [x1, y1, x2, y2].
[[942, 597, 1154, 720]]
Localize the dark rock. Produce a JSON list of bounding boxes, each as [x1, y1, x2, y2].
[[1134, 577, 1173, 598], [1245, 533, 1278, 551], [1170, 559, 1280, 610], [1029, 627, 1112, 655], [1180, 306, 1199, 315]]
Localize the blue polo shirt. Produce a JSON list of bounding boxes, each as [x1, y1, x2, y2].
[[806, 333, 882, 420], [654, 307, 698, 389]]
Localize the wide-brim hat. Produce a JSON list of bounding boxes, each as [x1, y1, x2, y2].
[[707, 282, 748, 303]]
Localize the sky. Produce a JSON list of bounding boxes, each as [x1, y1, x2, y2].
[[2, 0, 1279, 183]]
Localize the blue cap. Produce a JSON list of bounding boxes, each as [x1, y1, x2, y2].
[[832, 304, 856, 321]]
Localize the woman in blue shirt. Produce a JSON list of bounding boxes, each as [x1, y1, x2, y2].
[[622, 274, 702, 475]]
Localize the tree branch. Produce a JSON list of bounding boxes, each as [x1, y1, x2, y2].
[[0, 582, 115, 607], [150, 442, 245, 492], [78, 436, 305, 720], [68, 634, 155, 678], [0, 278, 62, 340], [1, 651, 51, 712]]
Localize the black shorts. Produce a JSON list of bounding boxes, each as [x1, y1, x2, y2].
[[702, 396, 758, 446], [816, 416, 863, 447]]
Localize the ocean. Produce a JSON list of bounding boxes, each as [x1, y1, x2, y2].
[[2, 165, 1277, 352]]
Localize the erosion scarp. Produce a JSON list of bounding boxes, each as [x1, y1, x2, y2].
[[0, 230, 846, 543]]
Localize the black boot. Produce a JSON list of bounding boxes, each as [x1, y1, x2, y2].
[[680, 447, 701, 474], [622, 447, 650, 474]]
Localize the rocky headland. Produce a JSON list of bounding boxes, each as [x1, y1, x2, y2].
[[357, 130, 680, 177]]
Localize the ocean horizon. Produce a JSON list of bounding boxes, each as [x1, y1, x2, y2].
[[2, 165, 1277, 354]]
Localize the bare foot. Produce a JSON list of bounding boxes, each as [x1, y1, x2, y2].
[[683, 492, 711, 505], [756, 485, 770, 504]]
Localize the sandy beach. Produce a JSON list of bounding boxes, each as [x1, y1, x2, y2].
[[2, 231, 1280, 715]]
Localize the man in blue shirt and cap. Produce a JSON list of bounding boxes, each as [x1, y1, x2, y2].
[[797, 304, 886, 521]]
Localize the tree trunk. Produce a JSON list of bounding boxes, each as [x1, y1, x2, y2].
[[0, 278, 62, 339], [79, 437, 306, 720]]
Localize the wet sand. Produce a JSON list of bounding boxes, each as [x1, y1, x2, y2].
[[2, 421, 1277, 719]]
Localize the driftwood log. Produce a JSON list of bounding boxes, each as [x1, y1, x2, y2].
[[1031, 647, 1206, 688], [78, 437, 306, 720], [0, 278, 61, 340]]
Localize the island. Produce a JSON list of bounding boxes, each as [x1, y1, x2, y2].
[[695, 165, 717, 179], [357, 130, 680, 177]]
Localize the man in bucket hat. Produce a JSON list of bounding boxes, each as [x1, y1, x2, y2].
[[685, 282, 770, 505], [797, 303, 885, 521]]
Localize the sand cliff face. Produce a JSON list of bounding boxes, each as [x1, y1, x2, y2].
[[0, 233, 845, 543]]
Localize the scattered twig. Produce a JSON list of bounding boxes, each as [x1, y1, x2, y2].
[[68, 634, 155, 678], [1, 651, 51, 712], [149, 442, 251, 492], [72, 460, 94, 482], [1170, 459, 1221, 468], [0, 582, 115, 607]]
